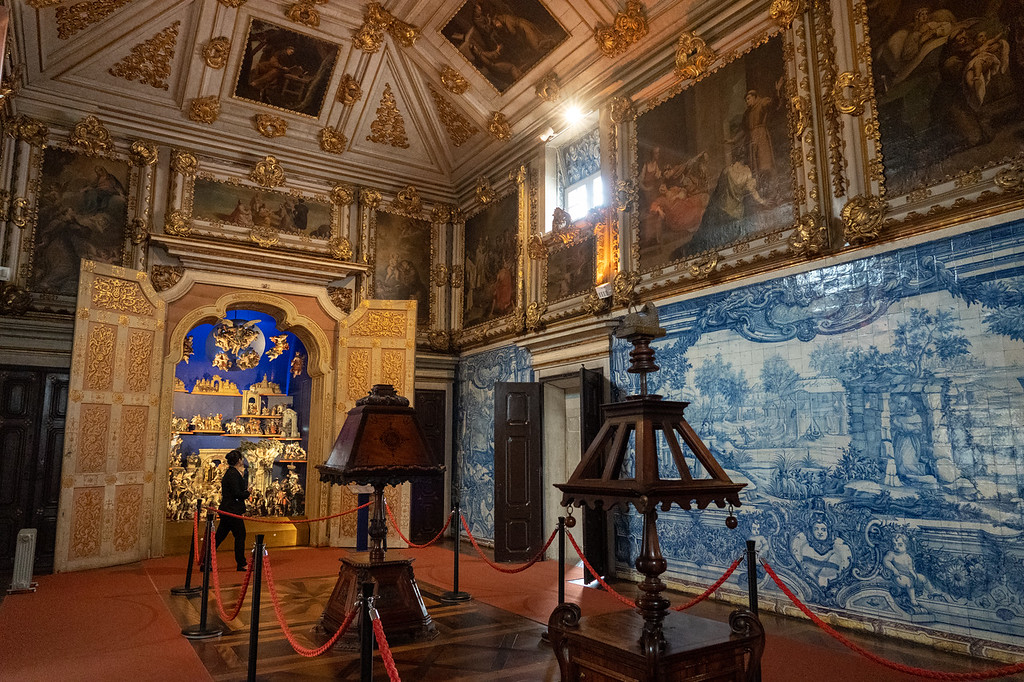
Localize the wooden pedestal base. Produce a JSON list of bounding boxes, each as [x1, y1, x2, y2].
[[548, 604, 763, 682], [319, 552, 436, 643]]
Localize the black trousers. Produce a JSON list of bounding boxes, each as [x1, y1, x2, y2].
[[213, 515, 247, 569]]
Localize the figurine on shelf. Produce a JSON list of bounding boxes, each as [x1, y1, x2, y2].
[[283, 464, 304, 516], [224, 421, 245, 434], [283, 442, 306, 460], [282, 406, 299, 438], [171, 416, 190, 432]]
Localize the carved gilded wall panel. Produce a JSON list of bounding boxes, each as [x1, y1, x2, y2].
[[57, 262, 166, 572], [329, 300, 416, 548]]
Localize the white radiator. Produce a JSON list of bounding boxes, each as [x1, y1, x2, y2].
[[8, 528, 38, 593]]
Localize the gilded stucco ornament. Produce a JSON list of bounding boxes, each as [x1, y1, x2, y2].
[[331, 183, 355, 205], [615, 179, 638, 212], [994, 160, 1024, 192], [188, 96, 220, 124], [841, 194, 886, 245], [250, 155, 286, 188], [254, 113, 288, 138], [431, 264, 450, 287], [130, 218, 149, 245], [319, 127, 347, 153], [109, 21, 179, 91], [449, 265, 464, 288], [769, 0, 804, 28], [164, 210, 192, 236], [487, 112, 512, 141], [440, 65, 469, 94], [12, 116, 48, 146], [286, 1, 320, 28], [475, 177, 495, 205], [150, 265, 184, 292], [551, 207, 571, 232], [0, 283, 32, 317], [674, 32, 716, 81], [170, 150, 198, 175], [583, 290, 611, 316], [612, 270, 641, 307], [535, 72, 560, 102], [337, 74, 362, 105], [359, 188, 382, 208], [428, 85, 478, 147], [217, 0, 247, 7], [427, 330, 451, 352], [250, 225, 280, 248], [594, 1, 648, 58], [367, 84, 410, 148], [689, 255, 719, 279], [56, 0, 132, 39], [203, 37, 231, 69], [833, 71, 869, 116], [353, 2, 418, 53], [792, 95, 810, 136], [789, 211, 828, 256], [525, 303, 545, 332], [431, 203, 457, 223], [69, 115, 114, 155], [328, 237, 354, 260], [327, 286, 354, 312], [609, 95, 634, 124], [10, 198, 29, 228], [129, 140, 158, 166], [528, 233, 548, 260], [392, 185, 422, 215]]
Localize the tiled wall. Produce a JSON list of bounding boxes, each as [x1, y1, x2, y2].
[[455, 219, 1024, 649], [609, 220, 1024, 648]]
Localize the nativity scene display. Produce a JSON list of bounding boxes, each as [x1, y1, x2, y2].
[[166, 310, 310, 520]]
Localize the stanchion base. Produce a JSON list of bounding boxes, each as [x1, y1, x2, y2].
[[539, 630, 551, 646], [181, 624, 223, 640], [438, 590, 471, 604], [170, 585, 203, 596]]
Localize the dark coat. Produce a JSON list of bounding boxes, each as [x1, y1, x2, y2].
[[220, 466, 248, 515]]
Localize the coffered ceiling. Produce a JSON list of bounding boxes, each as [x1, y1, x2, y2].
[[8, 0, 761, 199]]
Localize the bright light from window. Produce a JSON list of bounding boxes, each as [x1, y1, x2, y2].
[[564, 104, 584, 127], [592, 176, 603, 207], [566, 184, 589, 219]]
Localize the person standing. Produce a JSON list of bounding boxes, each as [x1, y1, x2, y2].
[[213, 449, 249, 571]]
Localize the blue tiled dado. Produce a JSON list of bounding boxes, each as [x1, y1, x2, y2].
[[456, 219, 1024, 647]]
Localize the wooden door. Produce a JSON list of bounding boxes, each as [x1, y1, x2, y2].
[[494, 382, 543, 562], [411, 388, 446, 544], [55, 261, 166, 572], [0, 368, 68, 575], [580, 367, 609, 581]]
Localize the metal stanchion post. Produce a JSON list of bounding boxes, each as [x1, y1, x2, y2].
[[439, 501, 471, 603], [558, 516, 566, 606], [246, 535, 264, 682], [171, 500, 203, 596], [360, 582, 374, 682], [746, 539, 759, 615], [182, 512, 223, 639]]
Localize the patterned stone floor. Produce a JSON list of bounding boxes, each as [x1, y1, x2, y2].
[[167, 573, 560, 681]]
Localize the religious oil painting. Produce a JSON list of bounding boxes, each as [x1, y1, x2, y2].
[[441, 0, 569, 94], [463, 192, 519, 328], [546, 235, 596, 304], [192, 178, 333, 238], [30, 148, 130, 296], [372, 210, 432, 325], [635, 35, 794, 272], [867, 0, 1024, 196], [234, 18, 339, 117]]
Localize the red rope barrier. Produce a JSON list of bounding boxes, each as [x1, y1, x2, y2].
[[384, 501, 453, 548], [372, 612, 402, 682], [761, 560, 1024, 681], [671, 556, 743, 611], [207, 500, 371, 524], [192, 512, 202, 567], [262, 552, 357, 657], [565, 530, 636, 607], [459, 513, 557, 574], [209, 546, 253, 622]]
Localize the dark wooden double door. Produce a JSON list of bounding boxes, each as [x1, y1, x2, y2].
[[0, 367, 68, 575], [493, 369, 608, 579]]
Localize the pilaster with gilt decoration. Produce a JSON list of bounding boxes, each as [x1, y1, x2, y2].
[[528, 233, 548, 260], [832, 71, 868, 116], [450, 266, 464, 289], [360, 188, 382, 209], [841, 194, 886, 245], [170, 150, 198, 175]]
